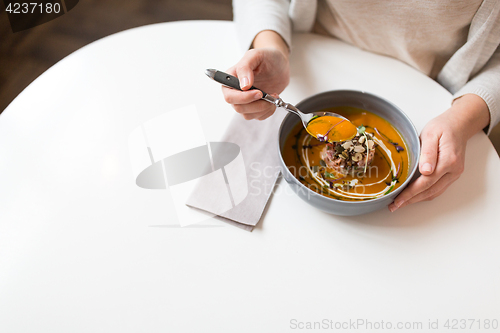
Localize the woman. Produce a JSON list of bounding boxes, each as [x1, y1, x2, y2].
[[222, 0, 499, 212]]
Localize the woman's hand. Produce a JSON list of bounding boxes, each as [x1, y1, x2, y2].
[[222, 30, 290, 120], [388, 94, 490, 212]]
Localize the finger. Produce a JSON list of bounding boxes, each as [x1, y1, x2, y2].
[[256, 109, 275, 120], [389, 171, 444, 211], [241, 110, 272, 120], [419, 130, 440, 175], [234, 50, 263, 90], [396, 173, 456, 209], [425, 184, 449, 201], [233, 100, 275, 115], [241, 111, 268, 120], [222, 86, 263, 105], [241, 113, 255, 120]]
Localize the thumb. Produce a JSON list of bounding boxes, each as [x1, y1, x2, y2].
[[419, 131, 439, 175], [235, 50, 262, 91]]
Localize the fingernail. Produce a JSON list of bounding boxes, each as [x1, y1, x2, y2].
[[394, 199, 404, 208], [388, 204, 397, 213], [254, 91, 262, 99], [422, 163, 432, 173], [241, 77, 249, 88]]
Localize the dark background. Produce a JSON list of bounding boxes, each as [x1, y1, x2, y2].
[[0, 0, 232, 113]]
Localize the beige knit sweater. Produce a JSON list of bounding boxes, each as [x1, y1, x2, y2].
[[233, 0, 500, 134]]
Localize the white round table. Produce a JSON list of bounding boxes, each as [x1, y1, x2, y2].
[[1, 21, 499, 332]]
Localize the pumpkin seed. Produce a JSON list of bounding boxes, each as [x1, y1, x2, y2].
[[353, 145, 365, 153]]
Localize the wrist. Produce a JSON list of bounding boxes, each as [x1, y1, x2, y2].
[[252, 30, 290, 60], [449, 94, 490, 140]]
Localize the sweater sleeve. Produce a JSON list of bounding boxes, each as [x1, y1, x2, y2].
[[233, 0, 292, 53], [453, 44, 500, 135]]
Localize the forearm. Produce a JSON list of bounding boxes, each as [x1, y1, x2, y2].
[[252, 30, 290, 59], [450, 94, 491, 140]]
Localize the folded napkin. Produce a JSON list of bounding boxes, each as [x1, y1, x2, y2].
[[186, 111, 286, 231]]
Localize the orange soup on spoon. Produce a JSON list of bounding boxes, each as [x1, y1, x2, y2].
[[306, 115, 358, 142]]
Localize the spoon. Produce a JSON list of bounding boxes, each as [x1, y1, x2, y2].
[[205, 69, 357, 142]]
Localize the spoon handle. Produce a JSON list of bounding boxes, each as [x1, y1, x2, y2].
[[205, 69, 268, 97], [205, 68, 306, 121]]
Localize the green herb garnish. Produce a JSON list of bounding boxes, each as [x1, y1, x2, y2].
[[308, 115, 319, 124], [324, 171, 336, 179], [384, 184, 395, 195]]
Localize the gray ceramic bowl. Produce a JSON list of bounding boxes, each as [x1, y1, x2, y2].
[[278, 90, 420, 216]]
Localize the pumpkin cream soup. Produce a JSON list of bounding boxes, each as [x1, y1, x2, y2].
[[305, 115, 358, 142], [282, 106, 410, 201]]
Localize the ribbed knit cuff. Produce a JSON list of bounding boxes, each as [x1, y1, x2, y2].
[[453, 84, 499, 136], [233, 0, 292, 53]]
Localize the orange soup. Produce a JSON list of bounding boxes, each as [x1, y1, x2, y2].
[[306, 115, 358, 142], [282, 106, 410, 201]]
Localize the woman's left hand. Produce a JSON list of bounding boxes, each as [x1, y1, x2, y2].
[[388, 94, 490, 212]]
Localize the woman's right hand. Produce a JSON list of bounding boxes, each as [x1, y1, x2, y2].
[[222, 30, 290, 120]]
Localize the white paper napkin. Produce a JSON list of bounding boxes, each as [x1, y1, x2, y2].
[[186, 111, 286, 231]]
